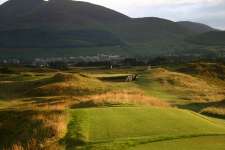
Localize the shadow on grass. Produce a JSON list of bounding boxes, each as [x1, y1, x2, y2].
[[98, 76, 127, 82], [178, 100, 225, 119], [22, 97, 66, 106], [70, 100, 131, 109], [60, 134, 87, 150], [178, 100, 224, 112]]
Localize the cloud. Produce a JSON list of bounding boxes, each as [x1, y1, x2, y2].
[[81, 0, 225, 29]]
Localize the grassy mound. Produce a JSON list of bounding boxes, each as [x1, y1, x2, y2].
[[71, 90, 170, 108], [149, 68, 211, 89], [177, 63, 225, 81], [0, 74, 56, 99], [50, 73, 81, 82], [28, 73, 107, 97], [201, 100, 225, 118], [136, 68, 225, 103], [0, 73, 107, 99], [64, 107, 225, 149]]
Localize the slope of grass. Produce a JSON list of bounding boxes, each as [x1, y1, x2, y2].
[[0, 73, 108, 99], [64, 107, 225, 149], [136, 74, 182, 103], [28, 73, 107, 97], [188, 31, 225, 46], [0, 72, 50, 82], [73, 90, 170, 108], [130, 135, 225, 150], [177, 62, 225, 81], [136, 68, 225, 104]]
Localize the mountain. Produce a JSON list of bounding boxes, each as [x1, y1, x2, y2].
[[188, 31, 225, 46], [0, 0, 223, 58], [0, 0, 130, 48], [177, 21, 216, 34], [0, 0, 191, 51], [111, 17, 193, 43], [0, 0, 130, 29]]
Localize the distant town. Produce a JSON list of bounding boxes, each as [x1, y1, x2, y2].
[[0, 52, 225, 68]]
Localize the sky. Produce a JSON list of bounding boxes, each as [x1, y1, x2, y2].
[[0, 0, 225, 30]]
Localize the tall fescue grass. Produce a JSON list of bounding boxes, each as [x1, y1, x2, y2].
[[1, 110, 68, 150], [150, 68, 212, 89], [145, 68, 225, 102], [74, 89, 170, 107], [201, 99, 225, 118], [27, 73, 107, 97], [3, 138, 37, 150], [201, 107, 225, 118], [177, 62, 225, 81]]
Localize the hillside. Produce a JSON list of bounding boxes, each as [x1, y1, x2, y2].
[[0, 0, 130, 30], [0, 0, 128, 48], [177, 21, 216, 34], [110, 17, 193, 44], [0, 29, 124, 48], [0, 0, 219, 58], [187, 31, 225, 46]]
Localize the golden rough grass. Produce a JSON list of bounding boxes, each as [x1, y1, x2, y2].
[[32, 100, 69, 110], [201, 100, 225, 117], [201, 107, 225, 117], [32, 111, 68, 139], [4, 138, 38, 150], [29, 73, 106, 96], [79, 89, 170, 107], [4, 144, 24, 150], [151, 68, 212, 89], [179, 62, 225, 80], [21, 88, 169, 110], [2, 111, 68, 150], [149, 68, 225, 102]]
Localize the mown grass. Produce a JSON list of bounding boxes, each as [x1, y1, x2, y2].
[[136, 75, 180, 102], [129, 135, 225, 150], [64, 107, 225, 149]]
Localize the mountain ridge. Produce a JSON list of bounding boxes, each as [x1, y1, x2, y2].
[[0, 0, 224, 58]]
